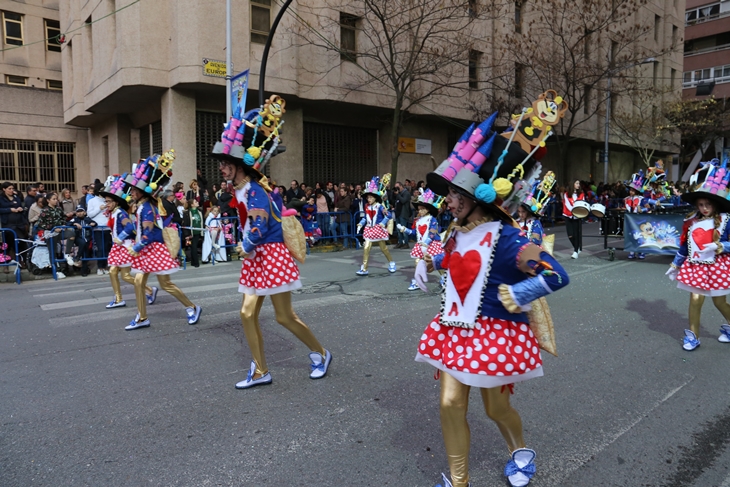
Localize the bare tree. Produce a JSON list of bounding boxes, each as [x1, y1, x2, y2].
[[504, 0, 681, 180], [291, 0, 508, 183]]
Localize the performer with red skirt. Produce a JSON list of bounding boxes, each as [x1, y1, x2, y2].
[[666, 158, 730, 351], [124, 150, 202, 330], [98, 174, 157, 309], [397, 188, 444, 291], [420, 109, 570, 487]]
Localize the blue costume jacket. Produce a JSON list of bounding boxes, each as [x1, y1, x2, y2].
[[132, 200, 163, 253], [433, 224, 569, 322], [234, 180, 285, 254], [672, 213, 730, 267], [111, 208, 135, 242]]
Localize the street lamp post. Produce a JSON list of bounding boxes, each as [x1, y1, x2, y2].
[[603, 57, 656, 185], [225, 0, 232, 120]]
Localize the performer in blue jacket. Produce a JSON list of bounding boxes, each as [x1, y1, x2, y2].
[[397, 188, 443, 290], [355, 175, 396, 276], [420, 112, 570, 487], [124, 151, 202, 330], [212, 94, 332, 390], [99, 174, 156, 309]]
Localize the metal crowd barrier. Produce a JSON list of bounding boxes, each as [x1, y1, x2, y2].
[[0, 227, 21, 284], [179, 216, 242, 266]]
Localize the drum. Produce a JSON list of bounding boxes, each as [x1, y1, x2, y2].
[[572, 201, 590, 218], [590, 203, 606, 218]]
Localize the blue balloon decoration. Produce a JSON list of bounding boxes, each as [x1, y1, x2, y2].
[[531, 205, 538, 213], [244, 153, 256, 166], [475, 183, 496, 203], [145, 186, 153, 193]]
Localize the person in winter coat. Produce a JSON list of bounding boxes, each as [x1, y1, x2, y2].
[[0, 181, 28, 264]]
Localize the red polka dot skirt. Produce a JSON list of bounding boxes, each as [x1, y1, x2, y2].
[[677, 254, 730, 296], [239, 242, 301, 294], [363, 225, 389, 241], [417, 314, 543, 387], [132, 242, 179, 275], [108, 243, 133, 267], [410, 241, 445, 259]]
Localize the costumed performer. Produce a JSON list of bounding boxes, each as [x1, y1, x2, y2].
[[98, 174, 157, 309], [515, 170, 556, 247], [124, 150, 202, 330], [421, 107, 570, 487], [625, 172, 648, 260], [396, 188, 444, 291], [562, 179, 584, 259], [211, 94, 332, 389], [355, 175, 396, 276], [666, 158, 730, 351], [202, 205, 226, 263]]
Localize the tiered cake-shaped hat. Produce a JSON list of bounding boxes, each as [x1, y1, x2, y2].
[[414, 188, 445, 216], [362, 173, 391, 202], [124, 149, 176, 200], [98, 174, 133, 209], [627, 171, 647, 192], [682, 158, 730, 213]]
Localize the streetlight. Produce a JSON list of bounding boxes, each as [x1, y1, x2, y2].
[[603, 56, 656, 185]]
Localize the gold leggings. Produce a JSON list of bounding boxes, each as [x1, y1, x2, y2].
[[440, 372, 525, 487], [134, 273, 194, 321], [362, 240, 393, 270], [689, 293, 730, 336], [240, 291, 325, 376], [109, 266, 151, 303]]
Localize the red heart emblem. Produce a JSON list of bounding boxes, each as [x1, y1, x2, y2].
[[449, 250, 482, 305], [418, 224, 427, 236], [366, 208, 376, 219], [691, 227, 714, 249]]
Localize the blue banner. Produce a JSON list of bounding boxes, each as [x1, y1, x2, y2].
[[231, 70, 249, 117], [624, 213, 684, 255]]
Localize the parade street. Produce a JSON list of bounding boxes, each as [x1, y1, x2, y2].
[[3, 223, 730, 487]]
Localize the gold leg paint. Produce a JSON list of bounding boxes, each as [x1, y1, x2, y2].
[[712, 295, 730, 323], [378, 240, 393, 262], [439, 372, 471, 487], [479, 386, 526, 453], [134, 272, 150, 320], [689, 293, 705, 337], [156, 274, 194, 308], [109, 266, 123, 303], [270, 292, 325, 356], [120, 266, 151, 295], [240, 293, 268, 376], [362, 240, 373, 270]]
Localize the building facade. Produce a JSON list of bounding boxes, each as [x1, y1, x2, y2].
[[683, 0, 730, 99], [0, 0, 88, 194]]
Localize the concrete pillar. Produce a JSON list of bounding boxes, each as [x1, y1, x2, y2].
[[161, 88, 196, 190], [270, 107, 303, 187]]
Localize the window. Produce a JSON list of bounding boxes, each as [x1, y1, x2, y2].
[[672, 24, 678, 47], [469, 50, 481, 90], [583, 85, 591, 115], [515, 1, 523, 34], [468, 0, 478, 18], [251, 0, 271, 44], [139, 121, 162, 159], [654, 15, 661, 43], [671, 68, 676, 88], [5, 75, 27, 86], [685, 3, 721, 26], [340, 13, 357, 62], [583, 29, 591, 61], [47, 80, 63, 90], [0, 139, 76, 192], [303, 123, 377, 185], [2, 11, 23, 46], [514, 63, 524, 99], [653, 61, 659, 88], [45, 19, 61, 52], [610, 41, 618, 68]]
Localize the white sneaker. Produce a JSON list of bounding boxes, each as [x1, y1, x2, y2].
[[571, 251, 578, 259], [102, 269, 109, 275], [719, 324, 730, 343], [56, 271, 66, 279], [97, 268, 104, 276], [64, 254, 74, 266], [309, 349, 332, 379], [506, 448, 536, 487]]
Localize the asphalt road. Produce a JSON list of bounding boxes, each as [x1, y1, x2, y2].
[[3, 221, 730, 487]]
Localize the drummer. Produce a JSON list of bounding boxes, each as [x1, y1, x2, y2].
[[625, 174, 648, 260], [562, 180, 585, 259]]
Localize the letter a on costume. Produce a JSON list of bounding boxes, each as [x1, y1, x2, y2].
[[480, 232, 493, 247], [448, 302, 459, 316]]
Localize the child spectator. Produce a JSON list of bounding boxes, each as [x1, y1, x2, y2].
[[67, 206, 97, 276]]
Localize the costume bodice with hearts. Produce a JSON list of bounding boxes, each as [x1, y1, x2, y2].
[[361, 203, 387, 227], [435, 224, 567, 323], [413, 215, 437, 244], [234, 180, 285, 254]]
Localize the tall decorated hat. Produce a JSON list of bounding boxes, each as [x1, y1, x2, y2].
[[210, 94, 286, 179], [98, 174, 133, 210], [682, 158, 730, 213], [414, 188, 445, 216], [427, 109, 548, 216], [362, 173, 391, 202], [521, 171, 556, 217], [627, 170, 647, 192], [124, 149, 176, 200]]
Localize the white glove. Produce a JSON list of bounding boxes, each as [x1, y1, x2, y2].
[[356, 225, 362, 234], [665, 266, 678, 281], [703, 242, 718, 252], [396, 224, 406, 233], [414, 259, 429, 292]]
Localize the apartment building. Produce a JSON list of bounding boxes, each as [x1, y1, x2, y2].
[[683, 0, 730, 98], [0, 0, 88, 194]]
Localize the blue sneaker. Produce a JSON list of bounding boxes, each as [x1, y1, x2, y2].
[[408, 280, 419, 291], [125, 316, 150, 330], [309, 349, 332, 379], [388, 261, 397, 273], [638, 253, 646, 260], [186, 305, 202, 325], [356, 265, 368, 276], [106, 299, 126, 309], [683, 329, 700, 351], [627, 252, 635, 259], [719, 324, 730, 343], [147, 286, 159, 305], [235, 361, 272, 389], [505, 448, 536, 487]]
